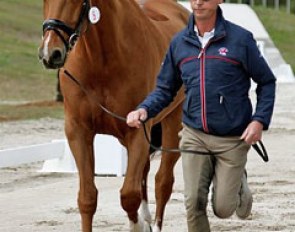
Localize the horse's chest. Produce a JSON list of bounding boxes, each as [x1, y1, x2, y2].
[[93, 100, 126, 138]]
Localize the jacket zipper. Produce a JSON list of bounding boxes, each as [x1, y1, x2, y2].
[[197, 34, 226, 133], [198, 48, 209, 133]]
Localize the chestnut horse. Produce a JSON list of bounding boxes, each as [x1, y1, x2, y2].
[[38, 0, 189, 231]]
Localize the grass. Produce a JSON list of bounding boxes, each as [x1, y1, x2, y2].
[[0, 1, 294, 122], [0, 0, 58, 101], [0, 101, 64, 122], [0, 0, 63, 121], [253, 6, 295, 71]]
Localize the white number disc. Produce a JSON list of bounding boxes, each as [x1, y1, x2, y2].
[[88, 7, 101, 24]]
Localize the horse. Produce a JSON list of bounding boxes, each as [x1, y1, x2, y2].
[[38, 0, 189, 231]]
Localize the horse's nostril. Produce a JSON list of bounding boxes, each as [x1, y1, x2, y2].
[[42, 49, 65, 69], [51, 49, 63, 62]]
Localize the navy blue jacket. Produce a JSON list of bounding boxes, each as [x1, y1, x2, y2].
[[139, 7, 276, 136]]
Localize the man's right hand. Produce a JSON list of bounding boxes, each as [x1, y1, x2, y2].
[[126, 108, 148, 128]]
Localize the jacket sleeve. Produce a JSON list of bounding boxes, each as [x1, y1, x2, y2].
[[137, 43, 183, 119], [244, 33, 276, 130]]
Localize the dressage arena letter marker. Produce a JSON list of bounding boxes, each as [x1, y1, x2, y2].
[[89, 7, 100, 24]]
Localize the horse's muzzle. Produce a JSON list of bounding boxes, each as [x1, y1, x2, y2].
[[38, 46, 66, 69]]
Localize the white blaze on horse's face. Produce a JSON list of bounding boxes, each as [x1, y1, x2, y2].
[[40, 25, 67, 61], [38, 31, 67, 69], [43, 33, 51, 59]]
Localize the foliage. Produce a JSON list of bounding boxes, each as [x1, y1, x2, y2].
[[253, 6, 295, 71]]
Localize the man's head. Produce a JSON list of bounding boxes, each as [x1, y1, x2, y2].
[[189, 0, 223, 22]]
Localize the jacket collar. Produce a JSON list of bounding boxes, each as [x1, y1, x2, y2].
[[185, 6, 226, 44]]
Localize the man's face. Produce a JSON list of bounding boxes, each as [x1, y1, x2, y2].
[[190, 0, 221, 21]]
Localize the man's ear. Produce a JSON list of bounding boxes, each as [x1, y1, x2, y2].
[[218, 0, 224, 4]]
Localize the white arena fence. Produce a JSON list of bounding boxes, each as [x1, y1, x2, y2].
[[0, 135, 127, 177]]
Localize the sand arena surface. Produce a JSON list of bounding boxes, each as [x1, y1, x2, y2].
[[0, 83, 295, 231]]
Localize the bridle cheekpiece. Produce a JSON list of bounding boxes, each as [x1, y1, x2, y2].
[[42, 0, 90, 51]]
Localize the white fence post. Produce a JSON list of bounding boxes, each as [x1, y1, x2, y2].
[[93, 134, 127, 177], [275, 0, 280, 10], [39, 139, 77, 173], [41, 135, 128, 176], [286, 0, 291, 14]]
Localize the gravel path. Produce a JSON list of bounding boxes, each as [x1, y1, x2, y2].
[[0, 83, 295, 231]]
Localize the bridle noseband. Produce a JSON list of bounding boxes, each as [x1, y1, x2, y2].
[[42, 0, 90, 51]]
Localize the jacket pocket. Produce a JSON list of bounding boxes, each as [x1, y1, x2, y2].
[[183, 88, 200, 118], [218, 91, 252, 126], [219, 93, 234, 120]]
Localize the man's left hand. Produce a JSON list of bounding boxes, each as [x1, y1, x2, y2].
[[240, 120, 264, 145]]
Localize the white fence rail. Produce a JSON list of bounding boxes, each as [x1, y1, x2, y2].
[[0, 141, 64, 168], [223, 0, 292, 14], [0, 135, 127, 177]]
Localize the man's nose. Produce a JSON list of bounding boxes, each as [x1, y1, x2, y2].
[[192, 0, 205, 5]]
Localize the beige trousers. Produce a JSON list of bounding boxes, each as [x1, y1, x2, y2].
[[179, 124, 250, 232]]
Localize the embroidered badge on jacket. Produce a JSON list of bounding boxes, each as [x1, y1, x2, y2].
[[218, 47, 228, 56]]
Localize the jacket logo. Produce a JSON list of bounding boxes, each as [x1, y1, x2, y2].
[[218, 47, 228, 56]]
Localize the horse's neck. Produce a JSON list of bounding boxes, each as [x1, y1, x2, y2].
[[83, 0, 151, 65]]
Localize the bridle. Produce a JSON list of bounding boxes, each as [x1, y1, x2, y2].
[[42, 0, 90, 51]]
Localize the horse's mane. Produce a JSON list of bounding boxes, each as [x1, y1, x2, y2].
[[137, 0, 179, 8], [138, 0, 188, 22]]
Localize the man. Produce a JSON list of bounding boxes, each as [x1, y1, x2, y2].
[[126, 0, 276, 231]]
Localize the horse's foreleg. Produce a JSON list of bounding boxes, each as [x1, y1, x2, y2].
[[139, 160, 152, 224], [153, 109, 182, 231], [121, 131, 151, 232], [153, 151, 180, 231], [66, 123, 97, 232]]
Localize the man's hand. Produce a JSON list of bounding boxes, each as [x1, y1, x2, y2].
[[240, 120, 264, 145], [126, 108, 148, 128]]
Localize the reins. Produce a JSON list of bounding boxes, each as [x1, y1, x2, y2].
[[63, 69, 269, 162]]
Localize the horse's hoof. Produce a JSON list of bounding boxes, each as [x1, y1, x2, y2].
[[129, 217, 152, 232], [152, 224, 161, 232]]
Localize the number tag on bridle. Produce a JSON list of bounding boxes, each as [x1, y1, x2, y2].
[[89, 7, 100, 24]]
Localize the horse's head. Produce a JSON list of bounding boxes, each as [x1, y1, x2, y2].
[[38, 0, 90, 69]]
